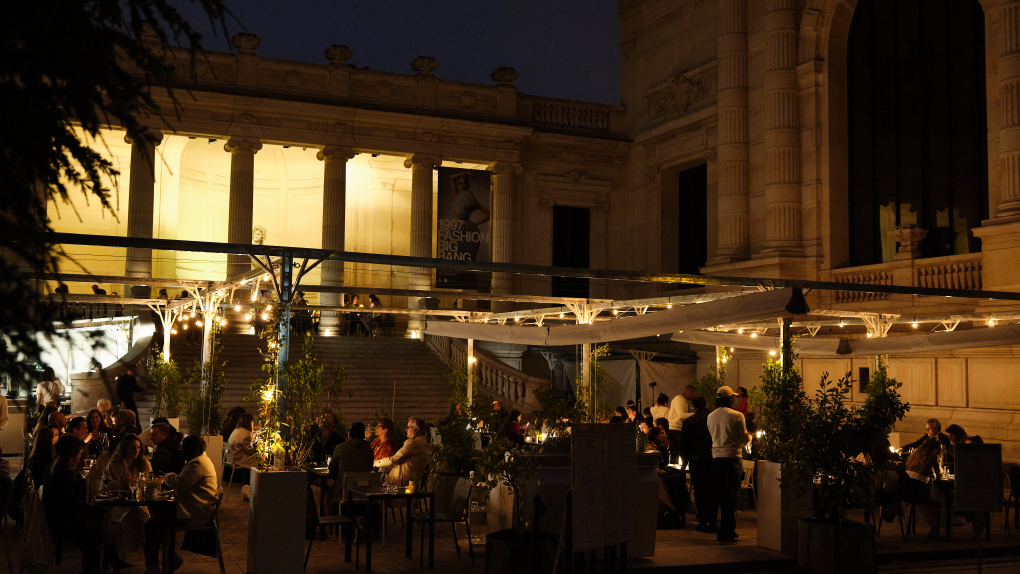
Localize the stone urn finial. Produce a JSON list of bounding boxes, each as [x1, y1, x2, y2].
[[231, 32, 261, 55], [411, 56, 438, 77], [324, 44, 353, 65], [491, 67, 519, 87], [891, 224, 928, 260]]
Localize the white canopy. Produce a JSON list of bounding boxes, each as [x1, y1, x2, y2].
[[424, 288, 804, 345]]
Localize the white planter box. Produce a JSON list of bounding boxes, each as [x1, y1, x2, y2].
[[757, 460, 812, 554], [203, 435, 224, 485], [247, 469, 306, 574]]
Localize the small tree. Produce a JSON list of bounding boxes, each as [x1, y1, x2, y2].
[[475, 433, 543, 536], [575, 345, 613, 423], [182, 344, 227, 435], [752, 358, 808, 463], [147, 345, 182, 418]]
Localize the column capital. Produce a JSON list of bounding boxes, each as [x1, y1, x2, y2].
[[123, 130, 164, 146], [403, 154, 441, 169], [317, 146, 356, 161], [491, 162, 523, 176], [224, 137, 263, 154]]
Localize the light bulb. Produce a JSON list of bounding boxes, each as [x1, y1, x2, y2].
[[245, 314, 252, 321], [912, 323, 918, 328], [190, 312, 196, 318], [667, 304, 672, 309], [866, 333, 873, 338], [183, 324, 188, 330], [170, 329, 177, 335], [266, 305, 272, 312], [738, 329, 743, 334], [196, 320, 203, 327], [750, 333, 757, 338], [612, 309, 618, 315], [261, 313, 268, 320], [769, 350, 776, 356], [730, 348, 734, 352], [839, 322, 844, 327], [559, 313, 564, 318], [221, 319, 227, 326], [234, 304, 240, 312]]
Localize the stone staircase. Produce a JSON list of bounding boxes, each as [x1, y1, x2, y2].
[[138, 333, 452, 431]]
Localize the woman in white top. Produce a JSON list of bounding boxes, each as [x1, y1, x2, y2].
[[35, 367, 63, 412], [228, 413, 257, 475]]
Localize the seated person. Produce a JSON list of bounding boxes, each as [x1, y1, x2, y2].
[[109, 409, 142, 446], [143, 435, 218, 574], [898, 418, 950, 454], [28, 427, 56, 483], [228, 414, 257, 485], [371, 417, 397, 462], [503, 410, 524, 446], [328, 422, 373, 481], [899, 437, 944, 538], [376, 418, 429, 486], [97, 398, 114, 428], [150, 422, 184, 475], [43, 435, 101, 573], [310, 411, 345, 465]]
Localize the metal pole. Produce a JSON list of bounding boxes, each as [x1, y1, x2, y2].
[[466, 338, 474, 407], [780, 316, 793, 375], [277, 251, 293, 425], [582, 342, 591, 421]]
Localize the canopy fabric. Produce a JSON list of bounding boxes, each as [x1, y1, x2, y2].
[[636, 360, 697, 407], [562, 359, 637, 408], [425, 288, 804, 346], [671, 323, 1020, 355]]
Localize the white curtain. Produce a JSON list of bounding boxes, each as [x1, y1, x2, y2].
[[636, 361, 697, 406], [562, 359, 637, 409]]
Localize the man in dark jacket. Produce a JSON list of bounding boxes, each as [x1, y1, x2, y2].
[[898, 418, 951, 454], [115, 365, 145, 417], [150, 422, 185, 474], [680, 397, 717, 531], [328, 422, 373, 480]]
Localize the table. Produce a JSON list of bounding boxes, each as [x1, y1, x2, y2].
[[93, 496, 177, 574], [347, 486, 435, 573]]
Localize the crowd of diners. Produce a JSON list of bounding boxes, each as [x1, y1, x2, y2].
[[23, 397, 219, 574]]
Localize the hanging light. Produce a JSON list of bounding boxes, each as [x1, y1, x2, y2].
[[737, 328, 744, 334], [170, 329, 177, 335], [730, 348, 735, 352], [234, 303, 241, 312], [245, 313, 252, 321], [183, 324, 189, 330], [912, 322, 918, 329], [261, 313, 268, 320], [266, 305, 272, 312], [667, 304, 673, 309], [988, 319, 997, 327], [750, 333, 757, 338], [195, 320, 203, 327], [866, 333, 873, 338], [612, 309, 618, 315], [190, 311, 196, 318], [221, 318, 227, 326], [769, 350, 776, 356], [559, 313, 564, 318]]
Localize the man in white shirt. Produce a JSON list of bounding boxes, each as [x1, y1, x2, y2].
[[35, 368, 63, 411], [706, 386, 749, 544], [143, 435, 218, 574], [649, 392, 670, 422], [667, 385, 697, 431]]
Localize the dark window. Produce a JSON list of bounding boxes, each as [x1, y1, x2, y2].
[[847, 0, 987, 266], [859, 366, 870, 394], [552, 205, 590, 298], [677, 165, 708, 275]]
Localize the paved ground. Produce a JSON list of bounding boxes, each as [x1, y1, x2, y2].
[[4, 487, 1018, 573]]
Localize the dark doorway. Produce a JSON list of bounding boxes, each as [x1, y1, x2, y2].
[[846, 0, 987, 266], [552, 205, 590, 298], [677, 164, 708, 275]]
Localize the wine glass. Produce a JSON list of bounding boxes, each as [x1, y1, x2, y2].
[[101, 468, 112, 495]]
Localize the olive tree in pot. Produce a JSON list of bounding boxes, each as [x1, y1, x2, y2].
[[476, 433, 552, 574], [147, 345, 182, 429], [787, 359, 908, 574]]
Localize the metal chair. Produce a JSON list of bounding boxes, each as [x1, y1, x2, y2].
[[305, 484, 356, 571], [1006, 466, 1020, 535], [410, 476, 474, 567], [221, 446, 242, 503], [739, 459, 756, 507], [177, 490, 226, 574]]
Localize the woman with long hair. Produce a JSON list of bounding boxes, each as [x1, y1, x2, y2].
[[43, 435, 101, 572], [370, 417, 397, 462], [85, 408, 108, 456], [104, 433, 151, 490], [103, 433, 151, 566], [29, 427, 55, 482], [220, 406, 246, 441], [33, 405, 57, 435]]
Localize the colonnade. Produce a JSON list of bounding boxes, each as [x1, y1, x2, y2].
[[121, 135, 521, 336]]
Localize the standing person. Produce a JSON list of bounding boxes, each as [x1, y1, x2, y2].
[[143, 435, 218, 574], [35, 367, 63, 412], [733, 387, 749, 415], [28, 427, 55, 482], [504, 410, 524, 446], [667, 385, 696, 461], [116, 365, 144, 417], [707, 387, 749, 544], [681, 397, 717, 532], [650, 393, 670, 421], [371, 418, 397, 462]]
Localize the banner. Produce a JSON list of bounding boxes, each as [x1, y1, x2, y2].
[[436, 167, 492, 289]]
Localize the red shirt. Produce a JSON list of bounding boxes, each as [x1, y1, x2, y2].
[[370, 437, 395, 461]]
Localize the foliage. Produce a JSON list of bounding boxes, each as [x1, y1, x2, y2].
[[531, 386, 582, 446], [428, 408, 484, 476], [250, 321, 352, 468], [182, 341, 227, 436], [0, 0, 230, 393], [475, 432, 543, 536], [574, 345, 614, 423], [442, 367, 472, 409], [691, 346, 732, 413], [753, 358, 808, 463], [147, 345, 182, 417], [783, 359, 909, 524]]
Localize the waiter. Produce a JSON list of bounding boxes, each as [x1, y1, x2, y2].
[[116, 364, 145, 417]]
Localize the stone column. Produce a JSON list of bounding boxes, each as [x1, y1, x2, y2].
[[715, 0, 750, 261], [404, 154, 440, 336], [996, 1, 1020, 217], [124, 131, 164, 297], [317, 146, 355, 331], [224, 137, 262, 278], [491, 162, 522, 304], [762, 0, 802, 254]]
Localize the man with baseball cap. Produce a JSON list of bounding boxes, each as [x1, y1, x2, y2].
[[706, 385, 749, 543]]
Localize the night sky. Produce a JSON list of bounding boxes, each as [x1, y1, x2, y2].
[[179, 0, 622, 105]]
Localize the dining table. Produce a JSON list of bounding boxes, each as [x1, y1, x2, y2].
[[346, 485, 435, 573], [92, 493, 178, 574]]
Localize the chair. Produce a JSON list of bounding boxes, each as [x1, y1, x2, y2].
[[178, 490, 226, 574], [305, 484, 356, 571], [410, 476, 474, 567], [378, 315, 396, 337], [221, 446, 243, 503], [739, 459, 756, 507], [1006, 467, 1020, 534]]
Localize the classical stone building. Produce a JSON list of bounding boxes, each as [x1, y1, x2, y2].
[[50, 1, 1020, 455]]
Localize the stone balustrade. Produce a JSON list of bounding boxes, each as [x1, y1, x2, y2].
[[425, 334, 551, 413], [914, 254, 982, 290], [832, 268, 893, 303], [831, 253, 984, 305]]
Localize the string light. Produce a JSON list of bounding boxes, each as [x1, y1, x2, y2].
[[195, 320, 203, 327], [183, 324, 189, 330], [266, 305, 272, 312], [234, 303, 240, 312], [750, 333, 757, 338], [769, 350, 776, 356], [738, 329, 744, 334], [866, 333, 872, 338], [261, 313, 268, 320]]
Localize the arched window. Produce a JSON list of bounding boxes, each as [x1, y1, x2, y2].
[[847, 0, 987, 266]]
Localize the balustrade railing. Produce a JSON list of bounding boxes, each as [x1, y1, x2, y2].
[[531, 100, 611, 131], [831, 253, 984, 305], [425, 334, 551, 413], [832, 269, 893, 303], [914, 255, 982, 290]]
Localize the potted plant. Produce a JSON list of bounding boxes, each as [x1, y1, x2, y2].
[[147, 346, 182, 429], [476, 433, 551, 574], [786, 359, 908, 574], [749, 357, 811, 553]]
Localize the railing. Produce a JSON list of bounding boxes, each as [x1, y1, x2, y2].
[[914, 255, 982, 290], [425, 334, 551, 413], [832, 269, 893, 304], [531, 100, 611, 131]]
